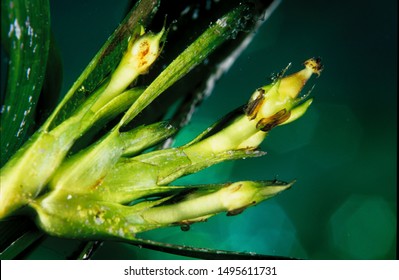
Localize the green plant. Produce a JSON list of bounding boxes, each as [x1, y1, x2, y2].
[[0, 0, 322, 259]]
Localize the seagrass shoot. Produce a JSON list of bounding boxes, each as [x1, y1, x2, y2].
[[0, 0, 322, 257]]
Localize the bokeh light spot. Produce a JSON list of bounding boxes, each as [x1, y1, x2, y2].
[[328, 195, 396, 259]]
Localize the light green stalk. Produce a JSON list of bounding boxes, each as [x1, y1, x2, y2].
[[31, 180, 292, 239]]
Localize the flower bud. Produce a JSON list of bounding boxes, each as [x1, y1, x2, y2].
[[31, 180, 292, 239], [107, 26, 165, 92], [90, 26, 165, 112], [138, 180, 293, 230], [246, 57, 322, 132], [184, 58, 322, 156]]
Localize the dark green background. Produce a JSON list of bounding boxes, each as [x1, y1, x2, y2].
[[26, 0, 397, 259]]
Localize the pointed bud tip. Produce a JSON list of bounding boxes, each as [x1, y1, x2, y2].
[[304, 57, 323, 76]]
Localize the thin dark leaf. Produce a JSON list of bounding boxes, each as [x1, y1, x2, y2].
[[127, 238, 298, 260], [0, 218, 44, 260], [75, 241, 103, 260]]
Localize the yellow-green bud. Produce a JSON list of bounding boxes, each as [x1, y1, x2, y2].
[[185, 58, 322, 156], [107, 26, 165, 92], [245, 57, 322, 132], [91, 26, 165, 112]]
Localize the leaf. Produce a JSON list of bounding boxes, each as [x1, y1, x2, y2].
[[0, 218, 44, 260], [0, 0, 51, 166], [126, 238, 298, 260], [76, 237, 297, 260], [75, 241, 103, 260]]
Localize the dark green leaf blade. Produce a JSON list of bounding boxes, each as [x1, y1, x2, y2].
[[0, 218, 43, 260], [0, 1, 51, 259], [0, 0, 51, 166], [127, 238, 298, 260]]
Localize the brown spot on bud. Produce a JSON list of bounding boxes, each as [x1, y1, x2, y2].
[[90, 177, 105, 190], [244, 88, 265, 120], [226, 201, 256, 216], [138, 41, 150, 67], [227, 208, 245, 216], [256, 109, 291, 132]]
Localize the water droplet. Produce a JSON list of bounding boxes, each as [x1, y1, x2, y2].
[[216, 18, 227, 28], [180, 224, 190, 231], [118, 228, 125, 237], [16, 127, 24, 137], [13, 19, 21, 40], [94, 216, 104, 225]]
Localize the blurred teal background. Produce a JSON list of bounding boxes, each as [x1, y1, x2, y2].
[[28, 0, 396, 259]]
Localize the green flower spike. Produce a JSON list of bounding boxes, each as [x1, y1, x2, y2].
[[29, 58, 321, 240]]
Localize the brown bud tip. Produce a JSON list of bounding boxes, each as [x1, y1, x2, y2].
[[304, 57, 323, 76]]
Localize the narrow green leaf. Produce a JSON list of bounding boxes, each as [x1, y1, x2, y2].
[[0, 0, 51, 166], [0, 218, 43, 260], [0, 0, 52, 258], [0, 227, 43, 260], [119, 3, 255, 127], [75, 241, 102, 260]]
